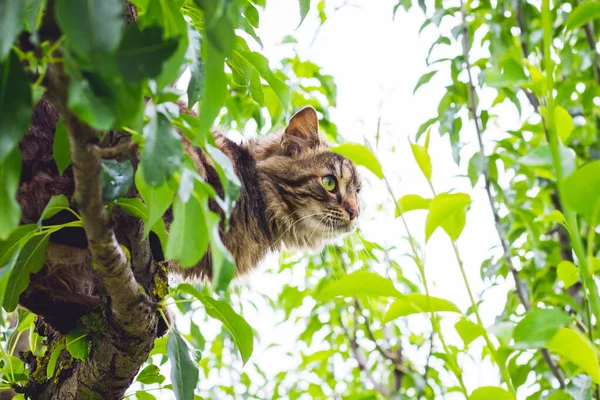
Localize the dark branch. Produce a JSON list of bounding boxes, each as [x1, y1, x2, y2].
[[460, 2, 565, 388]]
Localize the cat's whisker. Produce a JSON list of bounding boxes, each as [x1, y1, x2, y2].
[[306, 214, 329, 245], [268, 212, 325, 251]]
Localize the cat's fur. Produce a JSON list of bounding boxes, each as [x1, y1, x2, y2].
[[16, 99, 360, 331]]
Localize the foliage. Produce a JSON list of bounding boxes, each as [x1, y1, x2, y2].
[[0, 0, 599, 399]]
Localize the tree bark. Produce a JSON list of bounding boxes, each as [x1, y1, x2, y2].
[[19, 2, 167, 399]]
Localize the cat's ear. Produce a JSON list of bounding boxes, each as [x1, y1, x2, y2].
[[282, 106, 320, 155]]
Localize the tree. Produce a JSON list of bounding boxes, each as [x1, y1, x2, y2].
[[2, 0, 600, 399]]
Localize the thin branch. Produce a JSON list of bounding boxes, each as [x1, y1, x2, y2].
[[44, 63, 156, 336], [460, 2, 566, 388], [91, 142, 139, 159], [339, 318, 390, 396], [355, 300, 397, 361]]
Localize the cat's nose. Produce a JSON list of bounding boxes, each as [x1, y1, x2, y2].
[[343, 200, 359, 220]]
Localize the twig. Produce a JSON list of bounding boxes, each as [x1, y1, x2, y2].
[[417, 332, 434, 400], [90, 142, 139, 159], [460, 1, 565, 388], [339, 318, 390, 396], [355, 299, 397, 361]]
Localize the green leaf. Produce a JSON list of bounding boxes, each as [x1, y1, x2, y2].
[[136, 391, 157, 400], [566, 1, 600, 31], [53, 119, 71, 175], [46, 344, 65, 379], [0, 1, 26, 61], [547, 328, 600, 384], [197, 295, 254, 365], [101, 159, 134, 204], [519, 145, 576, 179], [3, 233, 50, 312], [67, 78, 116, 131], [512, 308, 571, 349], [383, 294, 460, 323], [141, 108, 183, 186], [136, 364, 166, 385], [66, 327, 89, 360], [116, 25, 179, 83], [0, 50, 33, 163], [413, 70, 437, 94], [395, 194, 431, 217], [0, 224, 36, 266], [38, 195, 71, 226], [470, 386, 514, 400], [547, 391, 574, 400], [0, 148, 22, 240], [237, 51, 290, 111], [167, 330, 199, 400], [330, 143, 383, 179], [557, 260, 579, 289], [410, 143, 432, 181], [194, 0, 236, 55], [166, 195, 209, 268], [55, 0, 124, 58], [187, 29, 204, 107], [425, 192, 471, 241], [318, 271, 402, 299], [467, 153, 484, 187], [561, 161, 600, 223], [135, 168, 175, 239], [196, 40, 227, 137], [455, 317, 486, 348], [554, 106, 574, 142], [298, 0, 310, 28]]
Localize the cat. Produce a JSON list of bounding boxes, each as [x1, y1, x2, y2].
[[15, 98, 361, 331]]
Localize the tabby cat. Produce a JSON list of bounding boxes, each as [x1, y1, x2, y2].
[[17, 99, 361, 331]]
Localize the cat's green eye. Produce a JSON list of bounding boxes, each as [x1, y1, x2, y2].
[[322, 175, 337, 192]]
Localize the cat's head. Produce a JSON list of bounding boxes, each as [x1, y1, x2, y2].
[[255, 106, 361, 249]]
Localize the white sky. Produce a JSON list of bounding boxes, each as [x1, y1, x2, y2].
[[164, 1, 535, 398]]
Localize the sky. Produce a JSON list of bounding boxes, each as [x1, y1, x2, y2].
[[167, 0, 532, 398]]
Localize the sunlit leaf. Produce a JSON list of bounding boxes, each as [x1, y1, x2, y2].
[[554, 106, 574, 143], [410, 143, 432, 181], [425, 192, 471, 241], [395, 194, 431, 217], [135, 168, 175, 239], [136, 364, 166, 385], [46, 344, 65, 379], [455, 317, 486, 348], [318, 271, 402, 299], [330, 143, 383, 179], [547, 328, 600, 384], [470, 386, 514, 400], [557, 260, 579, 289], [566, 1, 600, 31], [383, 294, 460, 323], [513, 308, 571, 349], [561, 161, 600, 223]]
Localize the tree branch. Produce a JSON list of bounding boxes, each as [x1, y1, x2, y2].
[[44, 63, 156, 336], [340, 317, 390, 396], [460, 2, 565, 388]]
